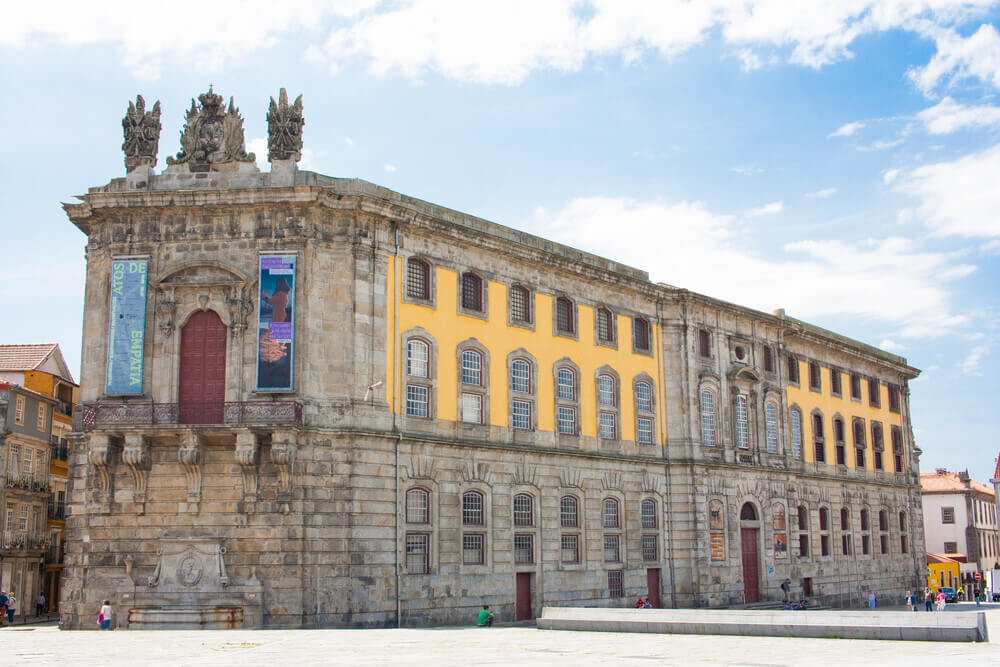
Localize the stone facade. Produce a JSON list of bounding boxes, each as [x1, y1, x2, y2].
[[58, 91, 924, 629]]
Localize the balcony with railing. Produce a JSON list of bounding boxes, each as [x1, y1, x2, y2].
[[4, 476, 50, 494], [80, 400, 303, 430], [50, 438, 70, 462], [1, 530, 49, 551]]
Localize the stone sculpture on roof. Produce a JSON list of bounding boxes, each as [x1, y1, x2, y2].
[[266, 88, 304, 163], [122, 95, 162, 172], [166, 87, 255, 167]]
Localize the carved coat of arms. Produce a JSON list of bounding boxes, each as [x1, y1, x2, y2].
[[122, 95, 161, 171], [266, 88, 304, 162], [167, 87, 255, 166]]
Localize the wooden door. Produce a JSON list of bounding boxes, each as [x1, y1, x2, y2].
[[646, 568, 661, 608], [740, 527, 760, 603], [515, 573, 532, 620], [179, 310, 227, 424]]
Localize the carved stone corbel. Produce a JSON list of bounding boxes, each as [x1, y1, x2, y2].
[[235, 430, 259, 501], [226, 286, 253, 335], [122, 433, 151, 512], [87, 434, 116, 505], [270, 431, 297, 496], [156, 287, 177, 337], [178, 431, 202, 506]]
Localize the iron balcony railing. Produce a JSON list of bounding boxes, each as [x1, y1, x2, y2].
[[80, 400, 303, 429], [50, 438, 69, 462], [1, 530, 49, 551], [4, 476, 49, 493]]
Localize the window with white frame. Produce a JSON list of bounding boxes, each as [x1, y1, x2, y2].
[[511, 400, 531, 430], [560, 496, 579, 527], [511, 359, 531, 393], [790, 408, 802, 460], [701, 389, 716, 446], [19, 504, 29, 531], [636, 417, 652, 444], [405, 488, 430, 524], [36, 403, 47, 431], [406, 533, 429, 573], [765, 401, 778, 453], [405, 338, 431, 418], [461, 350, 482, 386], [514, 534, 534, 564], [461, 392, 483, 424], [635, 381, 652, 411], [635, 379, 654, 444], [603, 498, 620, 528], [641, 499, 657, 528], [406, 385, 429, 418], [598, 374, 615, 407], [407, 339, 428, 378], [513, 493, 534, 526], [558, 406, 576, 435], [463, 491, 484, 526], [599, 412, 617, 440], [23, 448, 33, 475], [735, 395, 750, 449], [555, 365, 579, 436], [14, 395, 25, 425], [557, 368, 575, 400]]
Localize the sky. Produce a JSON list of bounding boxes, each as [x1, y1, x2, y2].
[[1, 1, 998, 483]]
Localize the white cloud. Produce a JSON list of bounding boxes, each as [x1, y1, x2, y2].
[[883, 168, 902, 184], [859, 138, 904, 151], [749, 200, 784, 217], [898, 143, 1000, 237], [805, 187, 837, 199], [908, 23, 1000, 96], [916, 96, 1000, 133], [384, 163, 397, 172], [731, 165, 763, 176], [738, 48, 762, 71], [829, 121, 865, 137], [879, 339, 904, 352], [345, 136, 354, 146], [533, 196, 975, 338], [959, 344, 989, 374]]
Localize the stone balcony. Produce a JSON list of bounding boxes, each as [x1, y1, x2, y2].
[[1, 529, 49, 552], [79, 400, 303, 430]]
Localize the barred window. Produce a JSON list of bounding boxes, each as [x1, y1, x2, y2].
[[511, 359, 531, 393], [406, 533, 429, 573], [735, 395, 749, 449], [633, 317, 650, 351], [636, 417, 653, 444], [765, 402, 778, 453], [461, 392, 482, 424], [597, 308, 614, 342], [809, 362, 821, 391], [635, 381, 652, 412], [557, 406, 576, 435], [850, 373, 862, 400], [641, 499, 657, 528], [701, 389, 716, 446], [787, 356, 799, 383], [608, 570, 624, 597], [812, 412, 825, 463], [405, 488, 430, 524], [462, 491, 484, 525], [406, 385, 429, 417], [556, 297, 574, 333], [560, 496, 579, 527], [598, 374, 615, 406], [599, 412, 616, 439], [642, 535, 658, 561], [407, 340, 429, 378], [699, 329, 711, 357], [461, 272, 483, 311], [830, 369, 842, 396], [790, 408, 802, 460], [557, 368, 575, 400], [604, 534, 621, 562], [603, 498, 620, 528], [888, 384, 900, 413], [461, 349, 482, 385], [513, 493, 534, 526], [561, 534, 579, 563], [511, 399, 531, 430], [892, 426, 904, 472], [406, 258, 430, 300], [514, 534, 534, 564], [510, 285, 530, 323], [868, 378, 880, 407], [463, 534, 484, 565]]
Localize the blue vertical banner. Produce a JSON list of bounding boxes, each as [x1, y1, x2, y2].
[[257, 255, 296, 391], [105, 259, 149, 394]]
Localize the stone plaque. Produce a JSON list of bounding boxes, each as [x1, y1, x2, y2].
[[710, 533, 726, 561]]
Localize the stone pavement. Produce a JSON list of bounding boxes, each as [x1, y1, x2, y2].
[[3, 604, 1000, 666]]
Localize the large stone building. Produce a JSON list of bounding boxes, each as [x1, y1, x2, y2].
[[58, 89, 924, 629]]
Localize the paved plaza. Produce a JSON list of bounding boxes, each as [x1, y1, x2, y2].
[[3, 604, 1000, 666]]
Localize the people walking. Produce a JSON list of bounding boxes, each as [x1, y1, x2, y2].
[[924, 588, 934, 611], [868, 590, 876, 610], [6, 592, 16, 624], [99, 600, 112, 630], [35, 593, 45, 618], [936, 590, 946, 612], [780, 578, 791, 602], [0, 590, 7, 627], [905, 590, 915, 612]]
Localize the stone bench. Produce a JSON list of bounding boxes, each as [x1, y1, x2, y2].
[[536, 607, 989, 642]]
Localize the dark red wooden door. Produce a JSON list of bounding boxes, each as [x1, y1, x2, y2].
[[646, 568, 661, 608], [741, 528, 759, 603], [515, 573, 532, 620], [179, 310, 227, 424]]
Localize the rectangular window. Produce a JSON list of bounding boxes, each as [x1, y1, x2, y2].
[[763, 346, 774, 373], [406, 533, 429, 573], [799, 534, 809, 558], [407, 342, 428, 378], [941, 507, 955, 524], [888, 385, 900, 413], [765, 403, 778, 454], [36, 404, 47, 431], [14, 396, 25, 425], [511, 399, 531, 430], [461, 393, 482, 424], [814, 440, 825, 463], [406, 385, 429, 418], [510, 286, 529, 322], [599, 412, 616, 440], [633, 318, 650, 351], [636, 417, 653, 444], [701, 391, 716, 447], [880, 535, 888, 555], [608, 570, 624, 598], [23, 448, 33, 475], [735, 395, 749, 449], [830, 370, 842, 396], [809, 362, 821, 391], [561, 535, 579, 563], [406, 259, 429, 299], [944, 540, 958, 554], [461, 351, 482, 385], [557, 369, 574, 400], [635, 383, 652, 412], [699, 329, 711, 358], [604, 535, 621, 562], [642, 535, 658, 561], [842, 534, 851, 556], [868, 378, 880, 407], [557, 407, 576, 435], [787, 357, 799, 384], [821, 535, 830, 556], [514, 534, 534, 564], [862, 535, 870, 555], [790, 410, 802, 460], [850, 373, 862, 400], [511, 362, 530, 393], [836, 443, 846, 466], [463, 534, 485, 565]]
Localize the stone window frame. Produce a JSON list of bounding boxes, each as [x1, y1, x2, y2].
[[708, 497, 726, 564], [633, 373, 657, 446], [700, 376, 721, 448], [559, 489, 586, 569], [595, 366, 621, 444], [403, 480, 440, 574], [840, 506, 852, 556], [859, 506, 872, 557], [871, 421, 885, 471], [553, 358, 581, 444], [602, 491, 626, 565], [507, 349, 538, 432], [786, 355, 800, 386], [788, 403, 803, 460], [698, 328, 714, 359], [732, 390, 752, 451], [607, 569, 625, 598], [512, 482, 541, 570], [852, 417, 867, 468], [632, 316, 653, 356], [818, 505, 832, 558], [850, 373, 863, 402], [405, 532, 431, 574], [594, 305, 618, 349], [772, 502, 788, 559], [513, 492, 535, 527], [405, 487, 431, 525], [552, 294, 579, 340], [810, 409, 826, 464], [891, 425, 904, 473], [402, 255, 436, 308], [832, 413, 847, 466], [829, 367, 843, 397], [878, 508, 890, 556], [402, 328, 438, 423], [899, 510, 909, 554], [796, 503, 811, 559], [764, 400, 780, 454], [867, 377, 881, 408], [459, 484, 493, 571], [762, 345, 776, 374], [641, 498, 658, 529], [456, 338, 490, 427], [457, 270, 489, 320], [730, 338, 752, 365], [808, 360, 822, 393], [507, 282, 535, 331], [887, 384, 901, 413]]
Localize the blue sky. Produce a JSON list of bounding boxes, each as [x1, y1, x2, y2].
[[2, 1, 998, 482]]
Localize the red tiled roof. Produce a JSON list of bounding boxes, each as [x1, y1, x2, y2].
[[921, 470, 995, 496], [0, 343, 59, 371], [927, 553, 961, 564]]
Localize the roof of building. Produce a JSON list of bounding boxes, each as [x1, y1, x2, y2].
[[0, 344, 75, 384], [927, 553, 962, 565], [921, 469, 995, 496]]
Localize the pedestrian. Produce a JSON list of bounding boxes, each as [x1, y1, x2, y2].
[[976, 591, 983, 607], [905, 590, 915, 612], [476, 605, 494, 627], [635, 596, 645, 608], [35, 593, 45, 618], [6, 592, 16, 624], [936, 590, 946, 612], [643, 599, 652, 609], [924, 587, 934, 612], [780, 578, 791, 602], [0, 590, 7, 627], [99, 600, 112, 630], [868, 590, 876, 610], [957, 586, 965, 601]]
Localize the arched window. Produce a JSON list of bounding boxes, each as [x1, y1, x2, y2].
[[510, 284, 530, 323], [461, 349, 482, 386], [560, 495, 579, 527], [797, 505, 809, 557], [556, 297, 574, 334], [513, 493, 534, 526], [812, 412, 825, 462], [557, 368, 575, 400], [603, 498, 620, 528], [701, 389, 716, 447], [833, 416, 846, 465], [735, 395, 749, 449], [511, 359, 531, 393], [860, 508, 871, 555], [406, 258, 430, 300], [899, 511, 909, 554], [461, 272, 483, 312], [819, 507, 829, 530], [635, 381, 652, 412], [462, 491, 484, 526], [871, 422, 884, 470], [555, 364, 579, 436], [798, 505, 808, 530], [641, 499, 657, 528], [598, 374, 615, 407], [853, 418, 866, 468], [741, 503, 758, 521], [633, 317, 650, 352], [879, 509, 888, 531], [789, 407, 802, 460], [635, 379, 654, 444], [407, 339, 429, 378], [405, 488, 430, 524], [765, 401, 778, 453], [596, 307, 614, 343]]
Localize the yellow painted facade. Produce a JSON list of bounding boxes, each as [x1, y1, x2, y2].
[[786, 363, 906, 472], [927, 559, 960, 592], [386, 261, 663, 441]]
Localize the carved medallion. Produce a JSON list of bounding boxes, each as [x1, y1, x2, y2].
[[178, 553, 203, 587]]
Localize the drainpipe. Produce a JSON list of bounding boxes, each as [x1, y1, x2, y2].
[[656, 296, 678, 608], [392, 224, 402, 628]]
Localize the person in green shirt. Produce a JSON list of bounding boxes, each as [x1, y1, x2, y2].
[[477, 605, 494, 627]]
